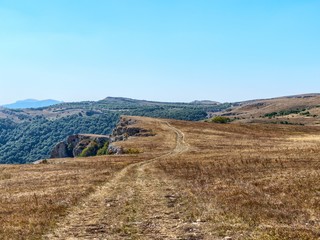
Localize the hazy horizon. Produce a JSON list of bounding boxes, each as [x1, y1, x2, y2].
[[3, 92, 320, 106], [1, 1, 319, 105]]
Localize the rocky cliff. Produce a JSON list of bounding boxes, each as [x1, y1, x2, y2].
[[50, 116, 155, 158], [50, 134, 110, 158], [110, 117, 154, 141]]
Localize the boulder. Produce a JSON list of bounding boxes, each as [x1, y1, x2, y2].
[[107, 145, 124, 155]]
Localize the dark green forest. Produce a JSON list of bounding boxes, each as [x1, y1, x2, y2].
[[0, 114, 119, 164], [0, 98, 230, 164]]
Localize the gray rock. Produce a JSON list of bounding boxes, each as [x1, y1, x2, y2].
[[111, 118, 154, 140], [108, 145, 124, 155], [50, 142, 68, 158]]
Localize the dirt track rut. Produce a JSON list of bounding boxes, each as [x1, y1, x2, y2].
[[44, 121, 203, 240]]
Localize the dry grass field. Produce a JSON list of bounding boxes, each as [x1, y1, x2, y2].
[[0, 116, 320, 239], [0, 157, 138, 239], [158, 120, 320, 239], [0, 116, 173, 240]]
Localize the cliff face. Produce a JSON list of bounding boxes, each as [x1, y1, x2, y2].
[[50, 117, 155, 158], [50, 134, 109, 158], [110, 117, 154, 142]]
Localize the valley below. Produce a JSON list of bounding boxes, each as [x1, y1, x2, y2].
[[0, 116, 319, 239]]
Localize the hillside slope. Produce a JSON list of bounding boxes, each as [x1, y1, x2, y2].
[[1, 116, 319, 239], [213, 93, 320, 125], [1, 93, 320, 163], [0, 97, 229, 164]]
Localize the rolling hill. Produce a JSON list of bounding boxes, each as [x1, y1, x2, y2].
[[212, 93, 320, 126], [0, 94, 320, 164], [0, 97, 229, 164]]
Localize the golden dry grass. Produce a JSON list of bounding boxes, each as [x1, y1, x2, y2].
[[0, 157, 139, 239], [157, 120, 320, 239], [0, 116, 175, 240]]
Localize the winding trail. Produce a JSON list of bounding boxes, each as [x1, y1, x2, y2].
[[44, 121, 203, 240]]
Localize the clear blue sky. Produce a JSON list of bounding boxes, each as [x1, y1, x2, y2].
[[0, 0, 319, 105]]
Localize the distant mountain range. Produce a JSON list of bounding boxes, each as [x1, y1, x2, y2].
[[3, 99, 62, 109]]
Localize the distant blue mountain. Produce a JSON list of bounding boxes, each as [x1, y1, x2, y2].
[[3, 99, 62, 109]]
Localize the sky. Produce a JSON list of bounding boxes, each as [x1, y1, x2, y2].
[[0, 0, 319, 105]]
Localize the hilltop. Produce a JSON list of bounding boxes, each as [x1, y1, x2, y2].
[[0, 97, 228, 123], [0, 116, 319, 239]]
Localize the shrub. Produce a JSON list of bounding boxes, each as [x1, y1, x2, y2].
[[300, 111, 310, 116], [79, 141, 99, 157], [210, 116, 231, 124], [97, 142, 109, 156]]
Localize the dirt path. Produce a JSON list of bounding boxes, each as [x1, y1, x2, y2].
[[44, 121, 203, 240]]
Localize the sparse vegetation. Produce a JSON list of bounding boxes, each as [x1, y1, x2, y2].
[[264, 108, 306, 118], [211, 95, 320, 126], [156, 119, 320, 239], [0, 156, 138, 239], [300, 111, 311, 116]]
